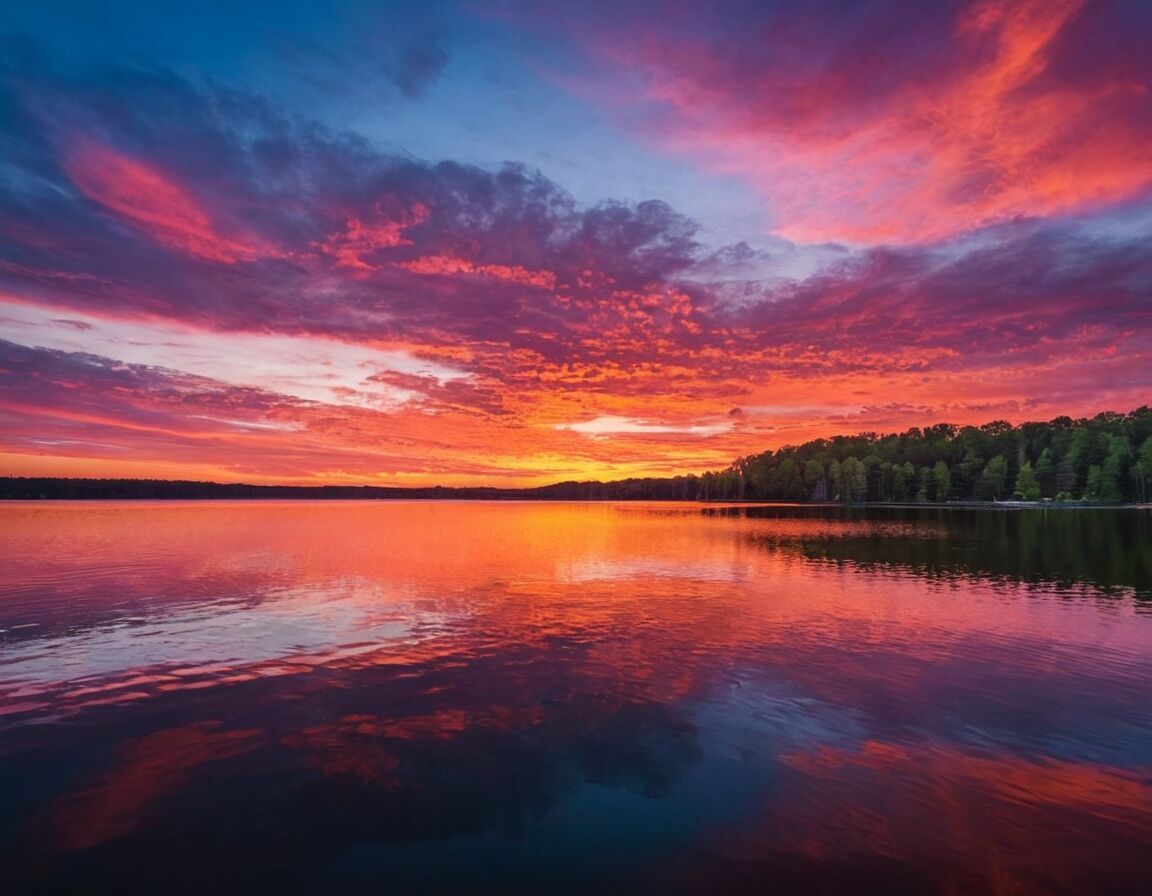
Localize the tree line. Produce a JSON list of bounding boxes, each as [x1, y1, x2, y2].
[[0, 477, 705, 501], [3, 408, 1150, 503], [700, 407, 1152, 504]]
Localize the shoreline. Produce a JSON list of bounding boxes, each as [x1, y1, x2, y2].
[[1, 493, 1148, 509]]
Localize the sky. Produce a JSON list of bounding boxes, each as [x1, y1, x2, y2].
[[1, 0, 1150, 486]]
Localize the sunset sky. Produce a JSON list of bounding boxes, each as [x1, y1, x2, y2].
[[1, 0, 1150, 485]]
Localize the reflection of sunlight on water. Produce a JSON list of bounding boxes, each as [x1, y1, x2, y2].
[[558, 556, 753, 583]]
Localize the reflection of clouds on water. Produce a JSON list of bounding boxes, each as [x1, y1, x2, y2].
[[0, 580, 453, 718], [2, 502, 1151, 893], [13, 658, 706, 891], [689, 677, 868, 763], [634, 738, 1152, 896], [702, 646, 1152, 771], [725, 741, 1152, 896]]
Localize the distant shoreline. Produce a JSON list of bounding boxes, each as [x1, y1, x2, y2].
[[1, 478, 1147, 507], [706, 500, 1150, 510]]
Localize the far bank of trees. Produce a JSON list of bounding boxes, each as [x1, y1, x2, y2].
[[699, 408, 1152, 504], [0, 476, 707, 502], [4, 408, 1151, 504]]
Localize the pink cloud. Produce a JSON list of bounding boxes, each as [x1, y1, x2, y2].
[[570, 0, 1152, 243], [61, 137, 272, 263]]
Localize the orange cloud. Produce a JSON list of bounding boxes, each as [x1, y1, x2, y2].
[[45, 721, 260, 850], [397, 254, 557, 289], [319, 203, 431, 271]]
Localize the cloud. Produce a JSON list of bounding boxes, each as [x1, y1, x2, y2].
[[0, 37, 1149, 483], [385, 32, 450, 99], [60, 136, 273, 263], [534, 0, 1152, 243], [0, 55, 701, 345], [1, 301, 468, 407], [558, 415, 734, 437]]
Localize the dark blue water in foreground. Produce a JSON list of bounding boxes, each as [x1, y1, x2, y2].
[[2, 501, 1150, 894]]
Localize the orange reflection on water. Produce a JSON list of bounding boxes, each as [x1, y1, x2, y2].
[[44, 721, 260, 851], [2, 501, 1151, 892], [719, 740, 1152, 894]]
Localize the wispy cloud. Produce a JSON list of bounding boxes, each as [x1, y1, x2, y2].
[[539, 0, 1152, 242]]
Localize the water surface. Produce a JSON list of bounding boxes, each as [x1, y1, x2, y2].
[[2, 501, 1150, 894]]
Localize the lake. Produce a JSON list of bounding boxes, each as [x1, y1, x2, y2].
[[2, 501, 1151, 894]]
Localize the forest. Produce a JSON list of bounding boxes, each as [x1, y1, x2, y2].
[[698, 407, 1152, 503], [3, 408, 1151, 503]]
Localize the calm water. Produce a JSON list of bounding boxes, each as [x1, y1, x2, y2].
[[2, 501, 1151, 894]]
